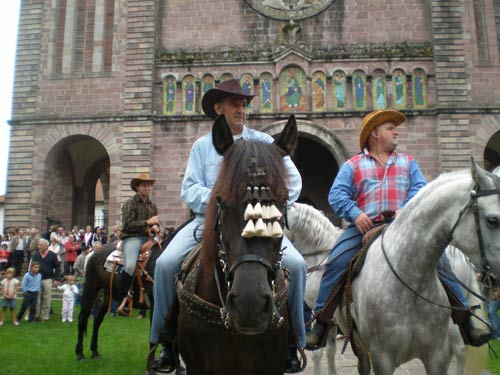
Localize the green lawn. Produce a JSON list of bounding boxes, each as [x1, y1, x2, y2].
[[490, 338, 500, 374], [1, 300, 500, 374], [0, 300, 152, 375]]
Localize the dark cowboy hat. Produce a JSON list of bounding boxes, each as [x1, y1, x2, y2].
[[130, 173, 156, 192], [359, 109, 407, 151], [202, 79, 257, 119]]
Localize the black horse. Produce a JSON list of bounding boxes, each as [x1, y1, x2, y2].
[[75, 231, 175, 363], [173, 115, 298, 374]]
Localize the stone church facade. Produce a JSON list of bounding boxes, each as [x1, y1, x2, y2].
[[4, 0, 500, 232]]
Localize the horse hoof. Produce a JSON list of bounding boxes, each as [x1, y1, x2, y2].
[[91, 352, 101, 359], [76, 354, 86, 362]]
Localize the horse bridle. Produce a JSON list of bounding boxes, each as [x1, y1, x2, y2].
[[449, 181, 500, 278], [213, 196, 287, 328]]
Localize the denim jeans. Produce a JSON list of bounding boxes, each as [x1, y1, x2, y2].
[[314, 224, 363, 312], [122, 236, 149, 276], [150, 215, 307, 348], [487, 299, 500, 338]]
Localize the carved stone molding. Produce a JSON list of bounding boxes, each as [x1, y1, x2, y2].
[[155, 42, 434, 65]]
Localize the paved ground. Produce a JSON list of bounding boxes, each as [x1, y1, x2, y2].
[[300, 339, 491, 375], [153, 339, 491, 375]]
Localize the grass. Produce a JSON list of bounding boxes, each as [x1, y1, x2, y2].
[[2, 299, 500, 374], [490, 338, 500, 374], [0, 300, 151, 375]]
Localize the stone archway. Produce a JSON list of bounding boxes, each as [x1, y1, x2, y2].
[[41, 135, 110, 232], [262, 120, 350, 224], [484, 131, 500, 172]]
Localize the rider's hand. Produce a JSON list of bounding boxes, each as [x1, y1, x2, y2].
[[147, 216, 160, 226], [151, 225, 159, 234], [354, 213, 373, 234]]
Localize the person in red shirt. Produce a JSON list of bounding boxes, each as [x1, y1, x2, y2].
[[64, 234, 80, 275]]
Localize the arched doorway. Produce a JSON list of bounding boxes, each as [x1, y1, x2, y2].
[[484, 131, 500, 171], [42, 135, 110, 232], [293, 135, 339, 219]]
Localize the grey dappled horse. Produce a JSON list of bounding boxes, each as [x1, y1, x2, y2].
[[287, 197, 491, 375], [339, 160, 500, 374]]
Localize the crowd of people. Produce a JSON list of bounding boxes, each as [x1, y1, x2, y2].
[[0, 224, 123, 325]]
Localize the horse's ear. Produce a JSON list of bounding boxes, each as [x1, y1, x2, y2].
[[274, 115, 298, 156], [471, 157, 490, 189], [212, 115, 234, 155]]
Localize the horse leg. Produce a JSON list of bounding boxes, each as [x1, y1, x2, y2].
[[90, 295, 109, 359], [326, 325, 339, 375], [357, 350, 372, 375], [422, 347, 451, 375], [76, 287, 99, 361], [311, 349, 323, 375]]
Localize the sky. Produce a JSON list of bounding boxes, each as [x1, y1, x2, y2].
[[0, 1, 21, 196]]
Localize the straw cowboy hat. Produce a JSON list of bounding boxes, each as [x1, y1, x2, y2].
[[202, 79, 257, 119], [359, 109, 407, 151], [130, 173, 156, 192]]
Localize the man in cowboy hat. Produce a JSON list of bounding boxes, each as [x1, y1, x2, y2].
[[150, 79, 307, 373], [306, 109, 491, 349], [118, 173, 159, 315]]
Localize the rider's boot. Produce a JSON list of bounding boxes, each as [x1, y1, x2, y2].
[[117, 272, 133, 316], [284, 344, 302, 373], [462, 315, 492, 347], [306, 318, 333, 350]]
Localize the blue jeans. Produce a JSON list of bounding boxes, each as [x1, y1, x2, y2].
[[437, 253, 469, 307], [122, 236, 149, 276], [314, 225, 363, 312], [487, 299, 500, 339], [150, 215, 307, 348]]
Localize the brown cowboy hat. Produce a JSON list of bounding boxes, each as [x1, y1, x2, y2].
[[359, 109, 407, 151], [201, 79, 257, 119], [130, 173, 156, 192]]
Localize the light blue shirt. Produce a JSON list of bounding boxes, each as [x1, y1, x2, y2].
[[181, 125, 302, 215]]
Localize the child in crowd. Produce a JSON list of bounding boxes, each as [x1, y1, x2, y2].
[[16, 261, 42, 323], [57, 275, 79, 322], [0, 244, 10, 276], [0, 267, 20, 326]]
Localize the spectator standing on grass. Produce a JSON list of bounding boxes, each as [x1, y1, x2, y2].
[[57, 275, 79, 322], [16, 262, 41, 323], [32, 239, 60, 321], [9, 228, 26, 279], [0, 244, 10, 276], [0, 267, 20, 326], [64, 234, 80, 275]]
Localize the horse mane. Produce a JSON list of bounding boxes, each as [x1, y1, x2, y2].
[[201, 139, 289, 274], [286, 202, 342, 253]]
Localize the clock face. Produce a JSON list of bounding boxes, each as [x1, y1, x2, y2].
[[245, 0, 335, 20]]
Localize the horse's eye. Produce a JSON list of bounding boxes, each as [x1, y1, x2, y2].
[[486, 216, 499, 228]]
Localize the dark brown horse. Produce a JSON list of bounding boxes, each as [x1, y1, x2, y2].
[[176, 115, 298, 375], [75, 233, 171, 362]]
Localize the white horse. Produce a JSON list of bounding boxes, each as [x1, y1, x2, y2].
[[286, 202, 342, 375], [339, 160, 500, 374], [287, 181, 492, 375]]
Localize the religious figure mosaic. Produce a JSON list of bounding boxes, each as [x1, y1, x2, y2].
[[279, 66, 307, 112], [163, 75, 176, 115], [392, 69, 407, 109], [260, 73, 274, 112], [240, 74, 254, 112], [352, 70, 366, 110], [312, 71, 326, 112], [332, 70, 346, 111], [413, 69, 427, 109], [182, 75, 196, 114], [372, 70, 386, 110]]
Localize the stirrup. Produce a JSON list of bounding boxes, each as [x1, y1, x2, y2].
[[117, 294, 133, 317], [306, 320, 334, 351]]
